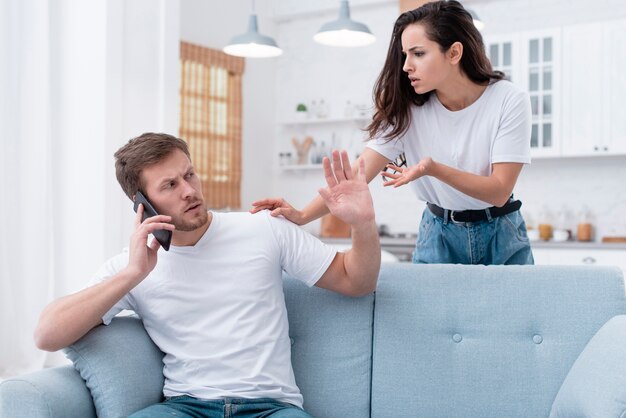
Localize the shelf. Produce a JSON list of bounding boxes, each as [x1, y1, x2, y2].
[[280, 116, 370, 126]]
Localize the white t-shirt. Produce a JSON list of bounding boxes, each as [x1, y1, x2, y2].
[[367, 80, 531, 210], [91, 211, 337, 408]]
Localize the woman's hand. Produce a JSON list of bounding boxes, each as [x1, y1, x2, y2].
[[381, 157, 434, 188], [249, 198, 307, 225]]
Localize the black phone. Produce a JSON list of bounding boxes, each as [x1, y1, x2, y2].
[[133, 191, 172, 251]]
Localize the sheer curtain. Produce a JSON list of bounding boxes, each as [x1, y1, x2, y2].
[[0, 0, 181, 379], [0, 0, 54, 378]]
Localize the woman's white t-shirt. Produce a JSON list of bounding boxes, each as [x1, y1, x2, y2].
[[367, 80, 531, 210], [91, 210, 337, 408]]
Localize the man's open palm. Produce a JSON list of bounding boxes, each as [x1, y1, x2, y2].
[[318, 150, 375, 226]]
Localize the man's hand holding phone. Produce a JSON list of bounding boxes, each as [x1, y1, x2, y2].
[[126, 202, 175, 284]]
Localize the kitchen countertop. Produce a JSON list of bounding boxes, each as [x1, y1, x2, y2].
[[320, 236, 626, 251]]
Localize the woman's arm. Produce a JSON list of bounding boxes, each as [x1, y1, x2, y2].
[[250, 147, 390, 224], [382, 158, 524, 207]]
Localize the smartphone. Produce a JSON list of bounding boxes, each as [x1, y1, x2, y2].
[[133, 191, 172, 251]]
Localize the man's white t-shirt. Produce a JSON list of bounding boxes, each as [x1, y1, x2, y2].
[[92, 210, 337, 408], [367, 80, 531, 211]]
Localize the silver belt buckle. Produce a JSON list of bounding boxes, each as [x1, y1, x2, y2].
[[450, 210, 464, 224]]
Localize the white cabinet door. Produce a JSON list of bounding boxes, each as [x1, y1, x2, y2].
[[603, 20, 626, 155], [561, 23, 605, 156], [485, 33, 522, 86], [520, 29, 562, 158]]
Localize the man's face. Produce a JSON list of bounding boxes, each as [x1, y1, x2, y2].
[[139, 149, 208, 232]]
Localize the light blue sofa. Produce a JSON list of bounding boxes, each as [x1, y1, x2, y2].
[[2, 264, 626, 417]]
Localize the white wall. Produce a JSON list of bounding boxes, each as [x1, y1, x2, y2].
[[179, 0, 277, 210]]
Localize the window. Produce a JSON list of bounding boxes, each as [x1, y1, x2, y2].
[[180, 41, 244, 209]]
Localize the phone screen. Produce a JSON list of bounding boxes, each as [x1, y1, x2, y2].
[[133, 191, 172, 251]]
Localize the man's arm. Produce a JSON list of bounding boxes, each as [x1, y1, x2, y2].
[[314, 150, 381, 297], [34, 208, 174, 352]]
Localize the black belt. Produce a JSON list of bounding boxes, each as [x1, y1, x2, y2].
[[427, 199, 522, 223]]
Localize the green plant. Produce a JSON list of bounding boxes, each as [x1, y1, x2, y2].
[[296, 103, 307, 112]]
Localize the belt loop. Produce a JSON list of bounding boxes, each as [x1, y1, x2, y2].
[[485, 207, 493, 222], [443, 209, 450, 225]]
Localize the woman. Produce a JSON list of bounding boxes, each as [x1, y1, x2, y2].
[[252, 0, 533, 265]]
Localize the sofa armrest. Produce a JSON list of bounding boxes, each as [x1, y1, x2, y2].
[[0, 365, 96, 418], [550, 314, 626, 418]]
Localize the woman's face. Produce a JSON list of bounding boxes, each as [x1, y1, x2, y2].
[[400, 23, 452, 94]]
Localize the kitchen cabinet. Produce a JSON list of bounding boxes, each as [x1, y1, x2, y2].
[[520, 29, 561, 158], [532, 246, 626, 277], [561, 20, 626, 157], [487, 29, 561, 158], [278, 116, 369, 170]]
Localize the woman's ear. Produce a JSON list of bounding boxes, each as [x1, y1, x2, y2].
[[448, 41, 463, 65]]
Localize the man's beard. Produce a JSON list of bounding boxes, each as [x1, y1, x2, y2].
[[171, 206, 209, 232]]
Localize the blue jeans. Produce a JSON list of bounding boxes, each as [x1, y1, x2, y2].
[[412, 208, 534, 265], [127, 396, 312, 418]]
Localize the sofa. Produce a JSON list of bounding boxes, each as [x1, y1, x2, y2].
[[2, 264, 626, 418]]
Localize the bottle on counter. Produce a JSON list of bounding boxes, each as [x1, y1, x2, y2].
[[537, 205, 553, 241], [577, 206, 594, 242], [553, 205, 573, 242]]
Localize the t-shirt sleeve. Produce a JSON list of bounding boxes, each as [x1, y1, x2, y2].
[[491, 87, 532, 164], [265, 213, 337, 287], [366, 132, 405, 162], [88, 251, 136, 325]]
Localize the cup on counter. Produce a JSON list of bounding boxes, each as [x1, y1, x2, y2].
[[577, 223, 593, 242], [538, 223, 553, 241], [527, 229, 540, 241], [552, 229, 569, 242]]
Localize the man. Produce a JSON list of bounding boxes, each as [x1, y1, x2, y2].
[[34, 133, 381, 417]]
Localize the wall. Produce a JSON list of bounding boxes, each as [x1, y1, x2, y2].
[[267, 0, 626, 240], [179, 0, 277, 210]]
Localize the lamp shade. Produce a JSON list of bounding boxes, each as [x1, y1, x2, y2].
[[223, 14, 283, 58], [313, 0, 376, 47]]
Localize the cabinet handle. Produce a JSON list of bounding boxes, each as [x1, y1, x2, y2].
[[594, 146, 599, 151], [603, 146, 609, 152], [582, 256, 596, 264]]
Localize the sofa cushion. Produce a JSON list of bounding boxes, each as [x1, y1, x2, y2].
[[371, 264, 626, 418], [283, 277, 375, 418], [549, 315, 626, 418], [0, 365, 96, 418], [64, 316, 164, 418]]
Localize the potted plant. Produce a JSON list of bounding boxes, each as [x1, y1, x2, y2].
[[295, 103, 308, 120]]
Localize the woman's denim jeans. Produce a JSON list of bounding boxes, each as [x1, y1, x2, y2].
[[413, 208, 534, 265]]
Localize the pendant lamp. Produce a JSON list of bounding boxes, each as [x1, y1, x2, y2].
[[313, 0, 376, 47], [223, 3, 282, 58]]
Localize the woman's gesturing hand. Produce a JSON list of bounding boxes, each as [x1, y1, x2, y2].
[[381, 157, 434, 188]]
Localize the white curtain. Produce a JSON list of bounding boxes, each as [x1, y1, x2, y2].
[[0, 0, 181, 379], [0, 0, 54, 378]]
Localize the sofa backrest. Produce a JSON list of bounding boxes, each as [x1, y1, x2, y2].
[[370, 264, 626, 418], [283, 278, 375, 418]]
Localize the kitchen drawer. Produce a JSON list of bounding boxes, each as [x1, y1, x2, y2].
[[533, 248, 626, 273]]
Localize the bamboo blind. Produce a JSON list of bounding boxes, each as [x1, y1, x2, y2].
[[180, 41, 244, 210]]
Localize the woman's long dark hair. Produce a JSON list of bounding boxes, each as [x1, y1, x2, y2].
[[366, 0, 503, 141]]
